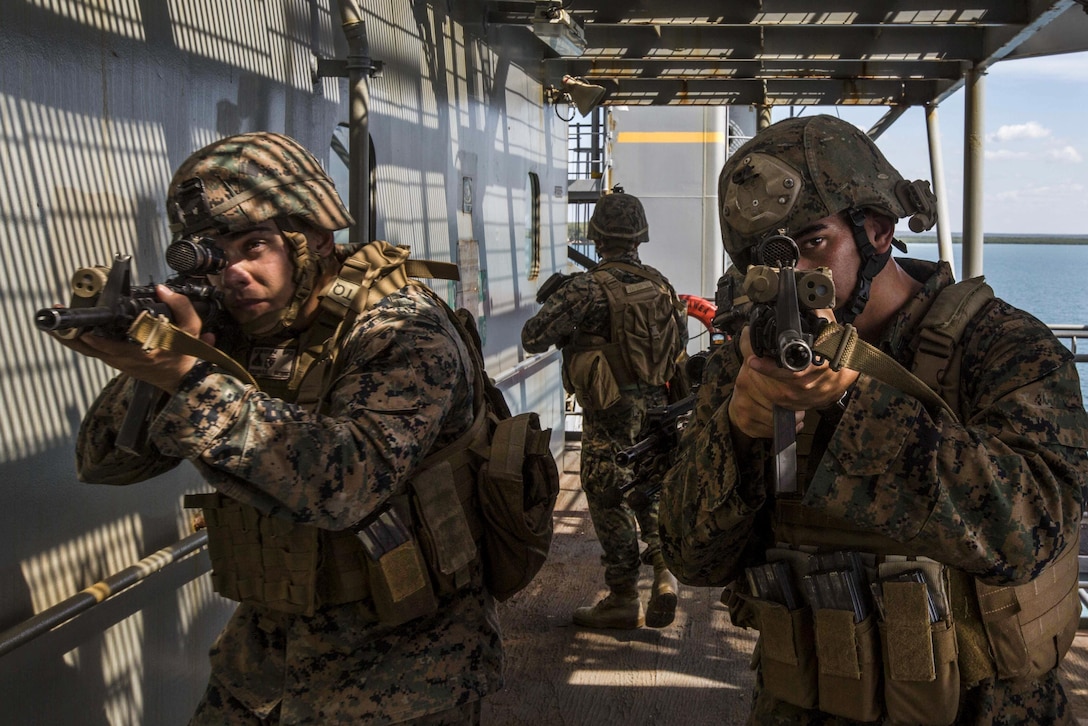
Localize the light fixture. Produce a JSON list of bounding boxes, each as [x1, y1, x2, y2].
[[531, 1, 586, 57], [544, 75, 610, 120]]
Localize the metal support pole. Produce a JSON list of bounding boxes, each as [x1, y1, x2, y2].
[[757, 104, 772, 131], [963, 67, 986, 279], [924, 104, 955, 272], [337, 0, 372, 247]]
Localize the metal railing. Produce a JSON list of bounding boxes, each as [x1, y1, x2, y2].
[[1049, 325, 1088, 363], [0, 531, 209, 659]]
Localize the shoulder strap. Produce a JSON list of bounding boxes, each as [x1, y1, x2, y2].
[[304, 240, 461, 406], [910, 276, 994, 415], [812, 277, 995, 424]]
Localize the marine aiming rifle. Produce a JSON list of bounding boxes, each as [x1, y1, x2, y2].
[[35, 236, 228, 455], [732, 234, 835, 495], [604, 351, 710, 509]]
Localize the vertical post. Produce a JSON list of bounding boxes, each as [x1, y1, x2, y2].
[[924, 103, 955, 272], [337, 0, 371, 247], [962, 67, 986, 279], [757, 104, 772, 131]]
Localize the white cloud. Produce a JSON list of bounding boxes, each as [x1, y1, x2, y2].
[[985, 149, 1031, 160], [992, 183, 1086, 202], [987, 121, 1050, 143], [1047, 146, 1083, 163]]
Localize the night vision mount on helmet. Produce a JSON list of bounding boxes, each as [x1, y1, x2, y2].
[[717, 115, 938, 325], [164, 132, 355, 336]]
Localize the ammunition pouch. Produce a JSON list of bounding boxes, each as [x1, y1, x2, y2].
[[741, 537, 1080, 724], [562, 345, 622, 411], [185, 492, 376, 618]]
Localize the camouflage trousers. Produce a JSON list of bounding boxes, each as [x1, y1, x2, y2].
[[189, 675, 483, 725], [580, 387, 668, 591], [748, 666, 1074, 725]]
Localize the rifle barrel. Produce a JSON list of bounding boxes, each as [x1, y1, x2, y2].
[[35, 306, 119, 332]]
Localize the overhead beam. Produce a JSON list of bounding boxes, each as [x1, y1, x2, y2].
[[565, 0, 1031, 26], [594, 77, 946, 106]]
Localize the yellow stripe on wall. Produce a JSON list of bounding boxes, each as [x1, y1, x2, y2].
[[616, 131, 726, 143]]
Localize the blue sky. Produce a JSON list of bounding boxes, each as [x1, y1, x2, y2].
[[770, 51, 1088, 237]]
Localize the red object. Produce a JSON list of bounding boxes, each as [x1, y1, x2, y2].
[[679, 294, 717, 331]]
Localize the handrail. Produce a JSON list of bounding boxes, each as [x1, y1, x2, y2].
[[0, 531, 208, 660], [492, 349, 560, 387], [1049, 324, 1088, 363]]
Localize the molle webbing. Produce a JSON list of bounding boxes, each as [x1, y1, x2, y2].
[[184, 492, 372, 616], [589, 261, 680, 387]]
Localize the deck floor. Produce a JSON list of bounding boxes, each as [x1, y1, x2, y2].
[[482, 447, 1088, 725]]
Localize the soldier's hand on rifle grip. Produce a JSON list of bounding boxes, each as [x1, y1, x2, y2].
[[728, 318, 859, 440], [51, 285, 209, 394], [728, 325, 805, 441]]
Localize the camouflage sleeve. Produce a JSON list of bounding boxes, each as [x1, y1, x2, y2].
[[141, 289, 474, 531], [659, 338, 770, 586], [75, 374, 185, 485], [809, 301, 1088, 585], [521, 274, 596, 353]]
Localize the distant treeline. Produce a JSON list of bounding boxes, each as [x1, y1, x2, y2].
[[908, 233, 1088, 245]]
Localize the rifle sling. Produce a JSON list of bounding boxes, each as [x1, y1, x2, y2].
[[128, 311, 258, 388], [813, 322, 957, 423]]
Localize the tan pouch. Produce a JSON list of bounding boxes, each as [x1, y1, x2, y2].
[[879, 579, 960, 726], [411, 460, 478, 595], [365, 539, 438, 627], [565, 349, 621, 410], [743, 594, 818, 710], [813, 609, 882, 722], [975, 538, 1080, 680]]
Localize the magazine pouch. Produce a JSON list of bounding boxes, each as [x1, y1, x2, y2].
[[742, 594, 818, 710], [877, 562, 959, 726], [813, 608, 882, 722]]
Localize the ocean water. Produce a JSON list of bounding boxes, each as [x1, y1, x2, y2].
[[904, 241, 1088, 403]]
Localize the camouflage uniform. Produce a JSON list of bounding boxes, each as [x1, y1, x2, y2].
[[522, 249, 687, 592], [77, 284, 503, 724], [660, 258, 1088, 724], [73, 132, 503, 724]]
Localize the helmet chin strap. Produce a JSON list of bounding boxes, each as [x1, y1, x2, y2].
[[837, 208, 892, 326]]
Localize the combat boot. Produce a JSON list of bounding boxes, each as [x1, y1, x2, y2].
[[647, 557, 679, 628], [573, 588, 644, 629]]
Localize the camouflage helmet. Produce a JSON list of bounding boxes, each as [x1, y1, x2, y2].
[[165, 132, 352, 336], [718, 114, 936, 270], [588, 189, 650, 246], [165, 131, 353, 240]]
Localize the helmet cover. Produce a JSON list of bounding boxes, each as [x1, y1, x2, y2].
[[588, 192, 650, 246], [718, 114, 935, 269], [165, 132, 353, 336], [165, 131, 353, 240]]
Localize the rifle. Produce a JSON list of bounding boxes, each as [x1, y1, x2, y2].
[[738, 234, 835, 494], [35, 236, 227, 455], [534, 244, 598, 304], [604, 351, 710, 509]]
